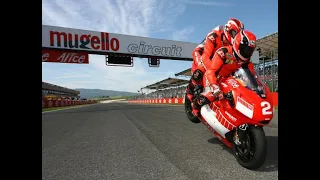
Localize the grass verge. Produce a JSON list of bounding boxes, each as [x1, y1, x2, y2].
[[90, 96, 130, 101]]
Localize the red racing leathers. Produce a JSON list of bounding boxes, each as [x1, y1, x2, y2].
[[192, 25, 230, 75], [187, 25, 230, 101], [192, 45, 256, 116]]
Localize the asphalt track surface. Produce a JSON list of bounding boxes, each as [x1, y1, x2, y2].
[[42, 101, 278, 180]]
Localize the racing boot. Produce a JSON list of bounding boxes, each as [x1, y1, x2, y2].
[[191, 100, 201, 117], [193, 84, 204, 96], [187, 81, 204, 102], [192, 89, 223, 118], [186, 69, 204, 102], [191, 95, 209, 117], [186, 81, 195, 102]]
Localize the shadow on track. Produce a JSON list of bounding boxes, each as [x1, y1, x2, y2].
[[207, 136, 278, 172]]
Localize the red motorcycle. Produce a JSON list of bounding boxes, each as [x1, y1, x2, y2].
[[184, 67, 274, 170]]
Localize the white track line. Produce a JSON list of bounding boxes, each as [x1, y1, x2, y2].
[[100, 99, 126, 103], [42, 99, 128, 114]]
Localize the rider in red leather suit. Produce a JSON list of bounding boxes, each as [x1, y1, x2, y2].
[[187, 18, 245, 102], [192, 30, 258, 117]]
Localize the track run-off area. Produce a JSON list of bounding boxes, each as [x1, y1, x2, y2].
[[42, 101, 278, 180]]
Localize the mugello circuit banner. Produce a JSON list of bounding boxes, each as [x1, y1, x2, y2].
[[42, 49, 89, 64], [42, 25, 198, 59]]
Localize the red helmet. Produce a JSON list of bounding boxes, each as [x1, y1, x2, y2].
[[233, 30, 257, 61], [224, 18, 244, 44]]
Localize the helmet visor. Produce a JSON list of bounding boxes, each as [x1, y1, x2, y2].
[[229, 29, 237, 38], [239, 43, 255, 59]]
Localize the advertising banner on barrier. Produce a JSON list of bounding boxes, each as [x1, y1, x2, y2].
[[128, 92, 278, 106], [42, 100, 97, 108], [128, 98, 185, 105], [42, 49, 89, 64]]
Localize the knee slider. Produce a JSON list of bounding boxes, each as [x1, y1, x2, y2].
[[192, 69, 203, 82]]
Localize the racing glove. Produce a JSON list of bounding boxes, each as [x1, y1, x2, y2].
[[211, 84, 224, 101]]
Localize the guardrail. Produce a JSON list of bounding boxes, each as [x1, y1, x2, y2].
[[128, 92, 278, 106], [42, 99, 98, 108]]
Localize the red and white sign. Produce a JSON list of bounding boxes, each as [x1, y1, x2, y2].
[[42, 49, 89, 64], [128, 98, 185, 105], [42, 25, 198, 59], [42, 99, 98, 108], [128, 92, 279, 106]]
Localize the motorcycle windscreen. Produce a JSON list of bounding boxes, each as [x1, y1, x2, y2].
[[234, 68, 266, 98]]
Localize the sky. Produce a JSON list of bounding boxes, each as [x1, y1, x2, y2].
[[42, 0, 278, 93]]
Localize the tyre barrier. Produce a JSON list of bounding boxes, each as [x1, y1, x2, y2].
[[42, 99, 98, 108], [128, 92, 278, 106]]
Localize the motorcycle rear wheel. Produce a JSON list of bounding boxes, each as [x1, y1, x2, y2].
[[184, 94, 201, 123], [232, 125, 267, 170]]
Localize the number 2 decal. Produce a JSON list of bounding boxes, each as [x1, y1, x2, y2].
[[261, 101, 272, 115]]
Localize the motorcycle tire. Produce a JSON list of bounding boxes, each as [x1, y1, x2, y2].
[[184, 94, 201, 123], [232, 125, 267, 170]]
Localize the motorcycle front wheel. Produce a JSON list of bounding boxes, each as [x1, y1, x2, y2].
[[184, 94, 201, 123], [232, 125, 267, 170]]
